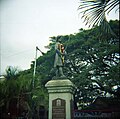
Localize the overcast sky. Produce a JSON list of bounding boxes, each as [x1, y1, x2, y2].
[[0, 0, 119, 75]]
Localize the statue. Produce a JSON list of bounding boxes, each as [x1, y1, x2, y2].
[[54, 36, 66, 78]]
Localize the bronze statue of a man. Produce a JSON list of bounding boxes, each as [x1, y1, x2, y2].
[[54, 36, 66, 77]]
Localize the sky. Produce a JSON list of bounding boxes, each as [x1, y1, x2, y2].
[[0, 0, 119, 75]]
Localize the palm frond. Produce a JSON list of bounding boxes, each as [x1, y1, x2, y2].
[[105, 0, 119, 14], [78, 0, 107, 27], [78, 0, 119, 27]]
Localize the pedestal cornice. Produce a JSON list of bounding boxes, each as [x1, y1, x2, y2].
[[45, 79, 75, 93]]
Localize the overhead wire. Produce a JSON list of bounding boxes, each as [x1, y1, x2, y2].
[[2, 48, 34, 58]]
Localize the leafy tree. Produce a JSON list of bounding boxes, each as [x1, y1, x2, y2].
[[65, 20, 119, 108], [33, 20, 119, 109], [17, 69, 48, 118]]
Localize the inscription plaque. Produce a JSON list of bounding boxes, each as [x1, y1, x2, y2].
[[52, 98, 66, 119]]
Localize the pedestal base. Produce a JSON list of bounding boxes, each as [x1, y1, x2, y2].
[[45, 79, 75, 119]]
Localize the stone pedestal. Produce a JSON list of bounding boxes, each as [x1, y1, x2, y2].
[[45, 78, 75, 119]]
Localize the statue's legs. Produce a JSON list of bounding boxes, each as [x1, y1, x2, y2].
[[55, 66, 65, 77], [55, 67, 59, 77], [58, 66, 64, 77]]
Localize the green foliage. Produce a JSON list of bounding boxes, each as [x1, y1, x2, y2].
[[0, 66, 48, 118], [33, 20, 119, 109], [0, 20, 119, 112]]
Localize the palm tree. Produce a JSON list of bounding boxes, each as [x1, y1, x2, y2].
[[78, 0, 119, 35], [1, 66, 33, 118], [5, 66, 20, 80]]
